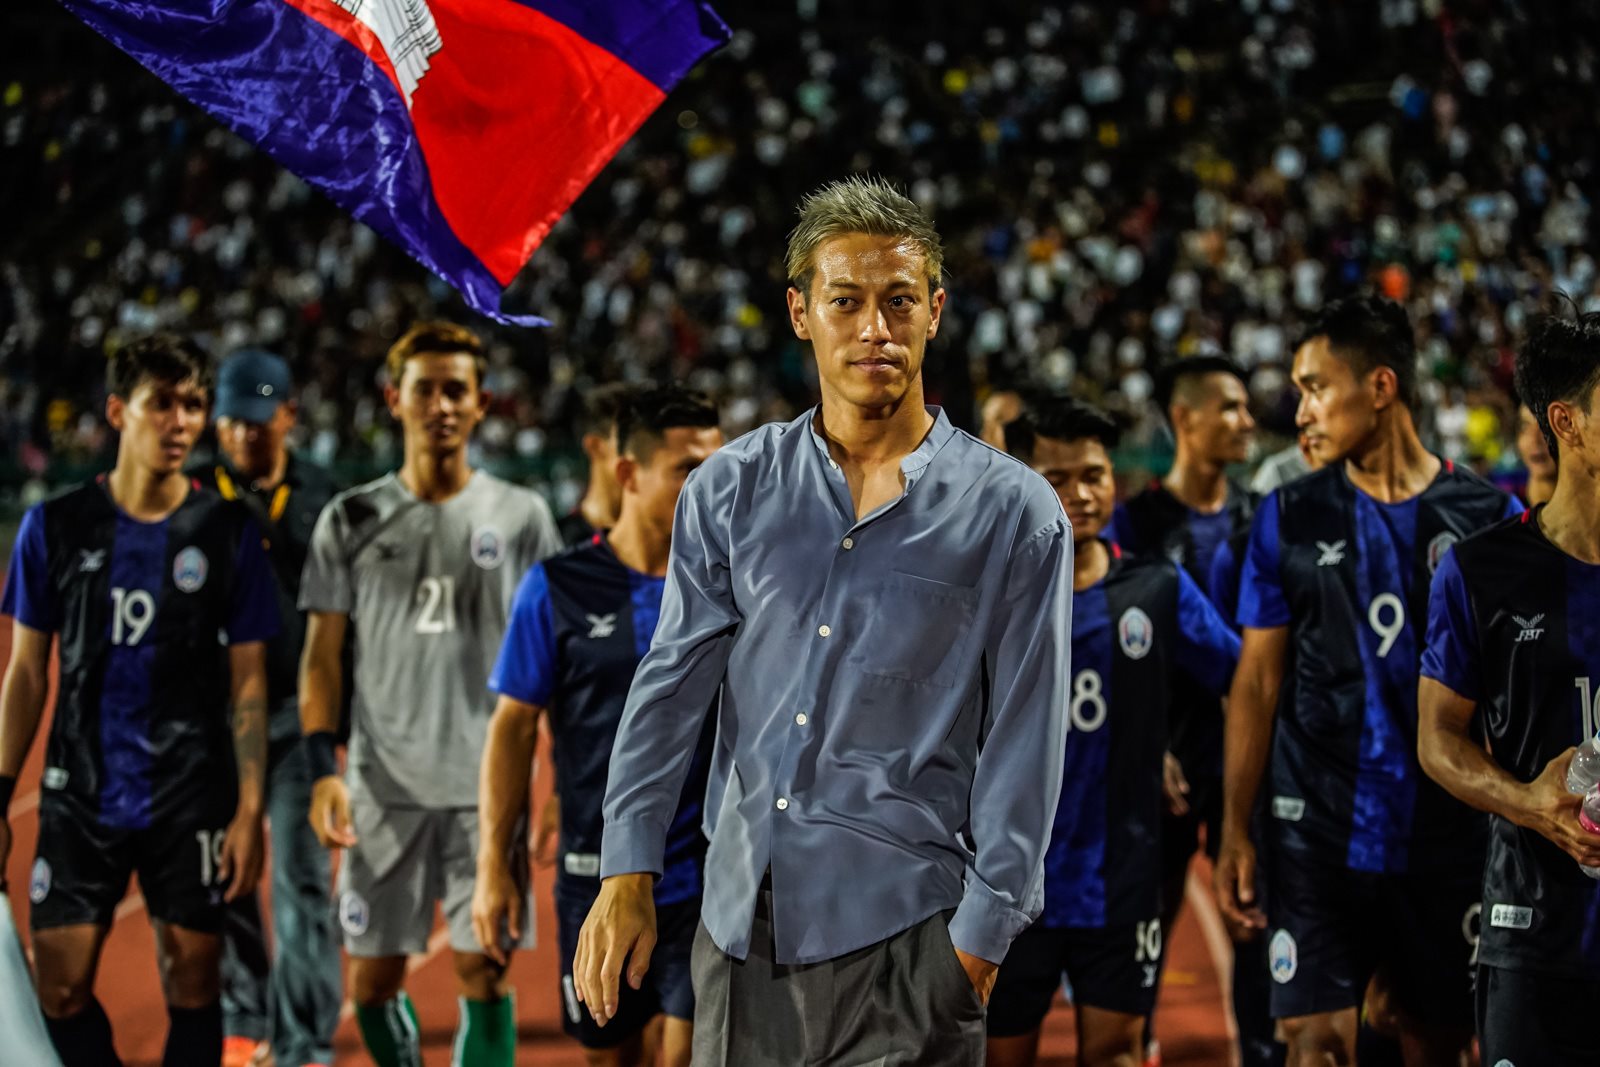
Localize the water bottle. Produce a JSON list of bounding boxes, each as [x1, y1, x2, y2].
[[1578, 786, 1600, 880], [1567, 731, 1600, 793]]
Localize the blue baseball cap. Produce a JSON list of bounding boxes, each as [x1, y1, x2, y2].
[[215, 349, 293, 424]]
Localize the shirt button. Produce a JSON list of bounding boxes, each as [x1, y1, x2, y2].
[[818, 624, 831, 638], [829, 460, 839, 470], [795, 713, 808, 726], [841, 537, 854, 550], [775, 797, 790, 811]]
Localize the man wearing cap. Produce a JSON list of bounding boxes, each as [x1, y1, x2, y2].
[[193, 349, 341, 1067]]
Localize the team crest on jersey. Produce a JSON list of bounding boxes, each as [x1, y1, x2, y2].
[[1269, 929, 1297, 983], [471, 526, 506, 570], [1427, 532, 1459, 575], [339, 891, 369, 936], [1118, 607, 1154, 660], [29, 858, 51, 904], [173, 546, 209, 593]]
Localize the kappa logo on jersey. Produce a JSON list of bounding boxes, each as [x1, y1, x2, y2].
[[1118, 606, 1154, 660], [1427, 531, 1459, 575], [1513, 614, 1546, 643], [586, 613, 617, 639], [1269, 929, 1298, 983], [78, 549, 105, 573], [339, 891, 370, 936], [173, 546, 209, 593], [29, 858, 51, 904], [1316, 540, 1347, 566], [471, 525, 506, 570]]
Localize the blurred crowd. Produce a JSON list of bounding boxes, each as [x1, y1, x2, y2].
[[1, 0, 1596, 512]]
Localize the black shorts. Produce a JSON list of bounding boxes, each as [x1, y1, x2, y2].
[[1477, 964, 1600, 1065], [555, 877, 699, 1049], [30, 801, 230, 933], [1265, 847, 1476, 1028], [987, 918, 1165, 1037]]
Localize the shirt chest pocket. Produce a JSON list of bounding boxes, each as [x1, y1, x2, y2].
[[852, 571, 980, 689]]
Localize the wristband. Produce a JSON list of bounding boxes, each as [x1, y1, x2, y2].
[[305, 731, 340, 782], [0, 774, 14, 816]]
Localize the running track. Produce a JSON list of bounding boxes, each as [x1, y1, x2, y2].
[[0, 628, 1234, 1065]]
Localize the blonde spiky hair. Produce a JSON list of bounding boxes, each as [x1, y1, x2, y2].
[[784, 176, 944, 300]]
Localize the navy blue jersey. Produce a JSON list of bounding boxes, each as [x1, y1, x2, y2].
[[1110, 481, 1256, 783], [1044, 547, 1240, 928], [1238, 461, 1521, 874], [0, 478, 279, 829], [489, 535, 713, 905], [1423, 509, 1600, 980]]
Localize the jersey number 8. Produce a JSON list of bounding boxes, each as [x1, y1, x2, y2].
[[1070, 669, 1108, 733]]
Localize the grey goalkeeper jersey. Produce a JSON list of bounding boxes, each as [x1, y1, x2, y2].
[[300, 470, 559, 808]]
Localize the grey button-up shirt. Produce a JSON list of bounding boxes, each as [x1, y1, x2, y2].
[[600, 406, 1073, 965]]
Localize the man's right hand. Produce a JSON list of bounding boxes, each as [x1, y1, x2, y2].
[[1213, 828, 1267, 939], [308, 775, 357, 849], [573, 872, 656, 1027], [471, 858, 524, 966], [1524, 749, 1600, 868]]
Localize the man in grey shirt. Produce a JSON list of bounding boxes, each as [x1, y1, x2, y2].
[[574, 177, 1074, 1064]]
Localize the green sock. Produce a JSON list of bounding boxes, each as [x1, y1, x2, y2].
[[355, 992, 422, 1067], [453, 992, 516, 1067]]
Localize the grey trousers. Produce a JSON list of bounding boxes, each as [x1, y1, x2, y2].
[[221, 727, 342, 1065], [690, 889, 986, 1066]]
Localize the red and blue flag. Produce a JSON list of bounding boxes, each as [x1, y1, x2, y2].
[[58, 0, 730, 324]]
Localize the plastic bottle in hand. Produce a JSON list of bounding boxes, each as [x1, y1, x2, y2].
[[1567, 731, 1600, 794], [1577, 785, 1600, 880]]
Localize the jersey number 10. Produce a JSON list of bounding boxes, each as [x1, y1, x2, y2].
[[1576, 677, 1600, 741]]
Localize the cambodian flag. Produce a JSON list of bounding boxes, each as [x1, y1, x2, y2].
[[57, 0, 730, 324]]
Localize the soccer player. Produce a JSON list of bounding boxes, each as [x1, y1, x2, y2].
[[195, 349, 341, 1067], [476, 384, 722, 1067], [1418, 313, 1600, 1064], [1110, 356, 1256, 1001], [575, 177, 1072, 1064], [298, 320, 560, 1067], [558, 383, 637, 545], [0, 334, 279, 1067], [990, 399, 1240, 1067], [1215, 295, 1523, 1065], [1514, 400, 1557, 506]]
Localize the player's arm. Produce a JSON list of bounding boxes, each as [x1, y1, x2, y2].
[[956, 514, 1073, 1003], [473, 693, 545, 965], [300, 610, 355, 848], [218, 640, 269, 901], [0, 621, 52, 891], [1214, 492, 1289, 935]]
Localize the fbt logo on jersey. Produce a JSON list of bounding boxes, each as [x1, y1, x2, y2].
[[1512, 614, 1546, 643]]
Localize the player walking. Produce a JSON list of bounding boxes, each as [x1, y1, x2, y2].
[[1215, 296, 1522, 1065], [298, 321, 560, 1067], [477, 384, 722, 1067], [990, 399, 1240, 1067], [0, 335, 278, 1066], [1419, 313, 1600, 1064]]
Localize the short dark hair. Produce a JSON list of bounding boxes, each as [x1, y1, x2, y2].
[[580, 383, 637, 440], [1297, 295, 1417, 408], [386, 320, 485, 388], [616, 383, 720, 462], [1005, 398, 1122, 462], [1156, 355, 1250, 419], [1514, 312, 1600, 459], [107, 333, 212, 400]]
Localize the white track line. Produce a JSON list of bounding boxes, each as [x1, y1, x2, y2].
[[1185, 868, 1241, 1066]]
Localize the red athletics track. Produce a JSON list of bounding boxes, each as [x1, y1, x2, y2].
[[0, 625, 1235, 1065]]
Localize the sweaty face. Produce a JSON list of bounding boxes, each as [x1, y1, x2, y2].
[[1029, 436, 1116, 542], [787, 234, 945, 413], [386, 353, 485, 457], [217, 405, 294, 481], [1179, 372, 1255, 464], [110, 376, 209, 476], [1292, 336, 1382, 465], [626, 426, 723, 531], [1516, 405, 1555, 478]]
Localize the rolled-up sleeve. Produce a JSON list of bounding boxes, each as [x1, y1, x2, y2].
[[949, 516, 1073, 963], [600, 466, 742, 880]]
